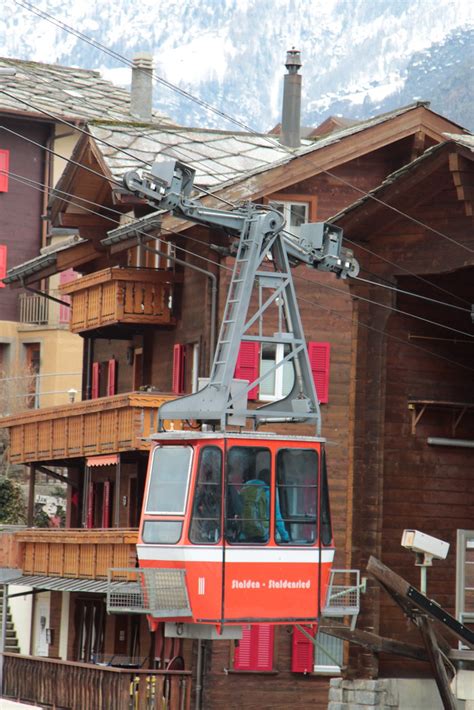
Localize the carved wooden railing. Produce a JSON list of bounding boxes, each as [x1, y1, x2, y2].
[[14, 528, 139, 580], [59, 267, 179, 334], [1, 391, 179, 465], [2, 653, 192, 710]]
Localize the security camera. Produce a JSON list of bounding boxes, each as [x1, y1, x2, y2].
[[401, 529, 449, 563]]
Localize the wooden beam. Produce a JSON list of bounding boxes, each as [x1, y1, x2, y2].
[[368, 556, 474, 649], [418, 617, 457, 710], [319, 621, 429, 662], [448, 152, 474, 217]]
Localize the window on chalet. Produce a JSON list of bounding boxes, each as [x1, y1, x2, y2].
[[91, 359, 118, 399], [269, 199, 309, 239], [234, 341, 330, 404], [291, 624, 343, 673], [456, 530, 474, 642], [233, 624, 274, 671]]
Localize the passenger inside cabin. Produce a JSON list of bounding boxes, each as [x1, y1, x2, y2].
[[239, 468, 290, 543]]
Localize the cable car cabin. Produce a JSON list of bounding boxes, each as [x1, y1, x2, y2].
[[137, 431, 334, 631]]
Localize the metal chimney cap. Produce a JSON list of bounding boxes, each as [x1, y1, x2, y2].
[[285, 48, 301, 74], [132, 52, 154, 70]]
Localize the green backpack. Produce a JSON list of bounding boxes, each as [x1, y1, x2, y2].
[[240, 483, 268, 540]]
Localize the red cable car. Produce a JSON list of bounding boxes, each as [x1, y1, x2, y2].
[[119, 159, 358, 635], [138, 431, 333, 630]]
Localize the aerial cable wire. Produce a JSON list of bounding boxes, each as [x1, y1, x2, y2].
[[3, 117, 472, 322], [0, 87, 469, 312], [6, 166, 474, 376], [11, 0, 474, 259]]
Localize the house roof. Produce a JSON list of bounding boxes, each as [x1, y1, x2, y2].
[[2, 234, 85, 285], [329, 134, 474, 229], [7, 104, 471, 286], [0, 56, 174, 125], [87, 121, 302, 188], [69, 101, 466, 196]]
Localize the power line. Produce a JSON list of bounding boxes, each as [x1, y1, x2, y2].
[[11, 0, 474, 261], [4, 107, 472, 334], [7, 166, 474, 377], [297, 296, 474, 374], [353, 274, 472, 314], [2, 83, 468, 310]]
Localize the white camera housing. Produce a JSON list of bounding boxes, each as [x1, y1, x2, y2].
[[401, 529, 449, 561]]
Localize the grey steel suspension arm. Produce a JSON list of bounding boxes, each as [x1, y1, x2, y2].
[[122, 159, 358, 432], [124, 159, 359, 278]]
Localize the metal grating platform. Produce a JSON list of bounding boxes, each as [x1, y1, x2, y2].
[[107, 568, 191, 617], [322, 569, 361, 619]]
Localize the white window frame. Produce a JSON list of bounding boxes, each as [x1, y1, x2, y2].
[[313, 626, 343, 674], [456, 529, 474, 647], [259, 342, 295, 402], [268, 200, 309, 239]]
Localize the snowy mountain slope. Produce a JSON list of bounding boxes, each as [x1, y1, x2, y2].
[[2, 0, 473, 130]]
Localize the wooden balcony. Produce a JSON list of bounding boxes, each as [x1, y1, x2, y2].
[[1, 391, 180, 465], [14, 528, 138, 580], [0, 527, 25, 570], [3, 653, 192, 710], [59, 266, 178, 334]]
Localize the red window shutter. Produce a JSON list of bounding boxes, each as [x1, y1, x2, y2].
[[234, 624, 274, 671], [234, 342, 260, 400], [234, 625, 252, 670], [86, 481, 94, 529], [102, 480, 111, 528], [0, 245, 7, 287], [0, 150, 9, 192], [172, 344, 185, 394], [255, 624, 274, 671], [107, 359, 117, 396], [308, 341, 330, 404], [91, 362, 100, 399], [291, 624, 316, 673]]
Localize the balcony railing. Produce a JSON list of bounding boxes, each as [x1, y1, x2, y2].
[[2, 653, 192, 710], [19, 290, 70, 326], [13, 528, 138, 580], [0, 526, 26, 570], [59, 267, 178, 334], [1, 391, 180, 465]]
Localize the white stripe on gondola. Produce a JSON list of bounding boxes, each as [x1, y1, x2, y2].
[[137, 544, 334, 564]]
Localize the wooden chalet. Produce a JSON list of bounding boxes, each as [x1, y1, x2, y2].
[[0, 104, 471, 710]]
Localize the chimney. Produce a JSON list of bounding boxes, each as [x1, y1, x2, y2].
[[280, 49, 302, 148], [130, 53, 154, 121]]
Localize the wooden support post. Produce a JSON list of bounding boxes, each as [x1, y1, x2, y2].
[[418, 617, 456, 710], [27, 465, 36, 526]]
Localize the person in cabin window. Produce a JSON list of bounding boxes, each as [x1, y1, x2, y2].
[[239, 468, 289, 543]]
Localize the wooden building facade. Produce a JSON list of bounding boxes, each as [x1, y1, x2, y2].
[[0, 106, 471, 709]]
